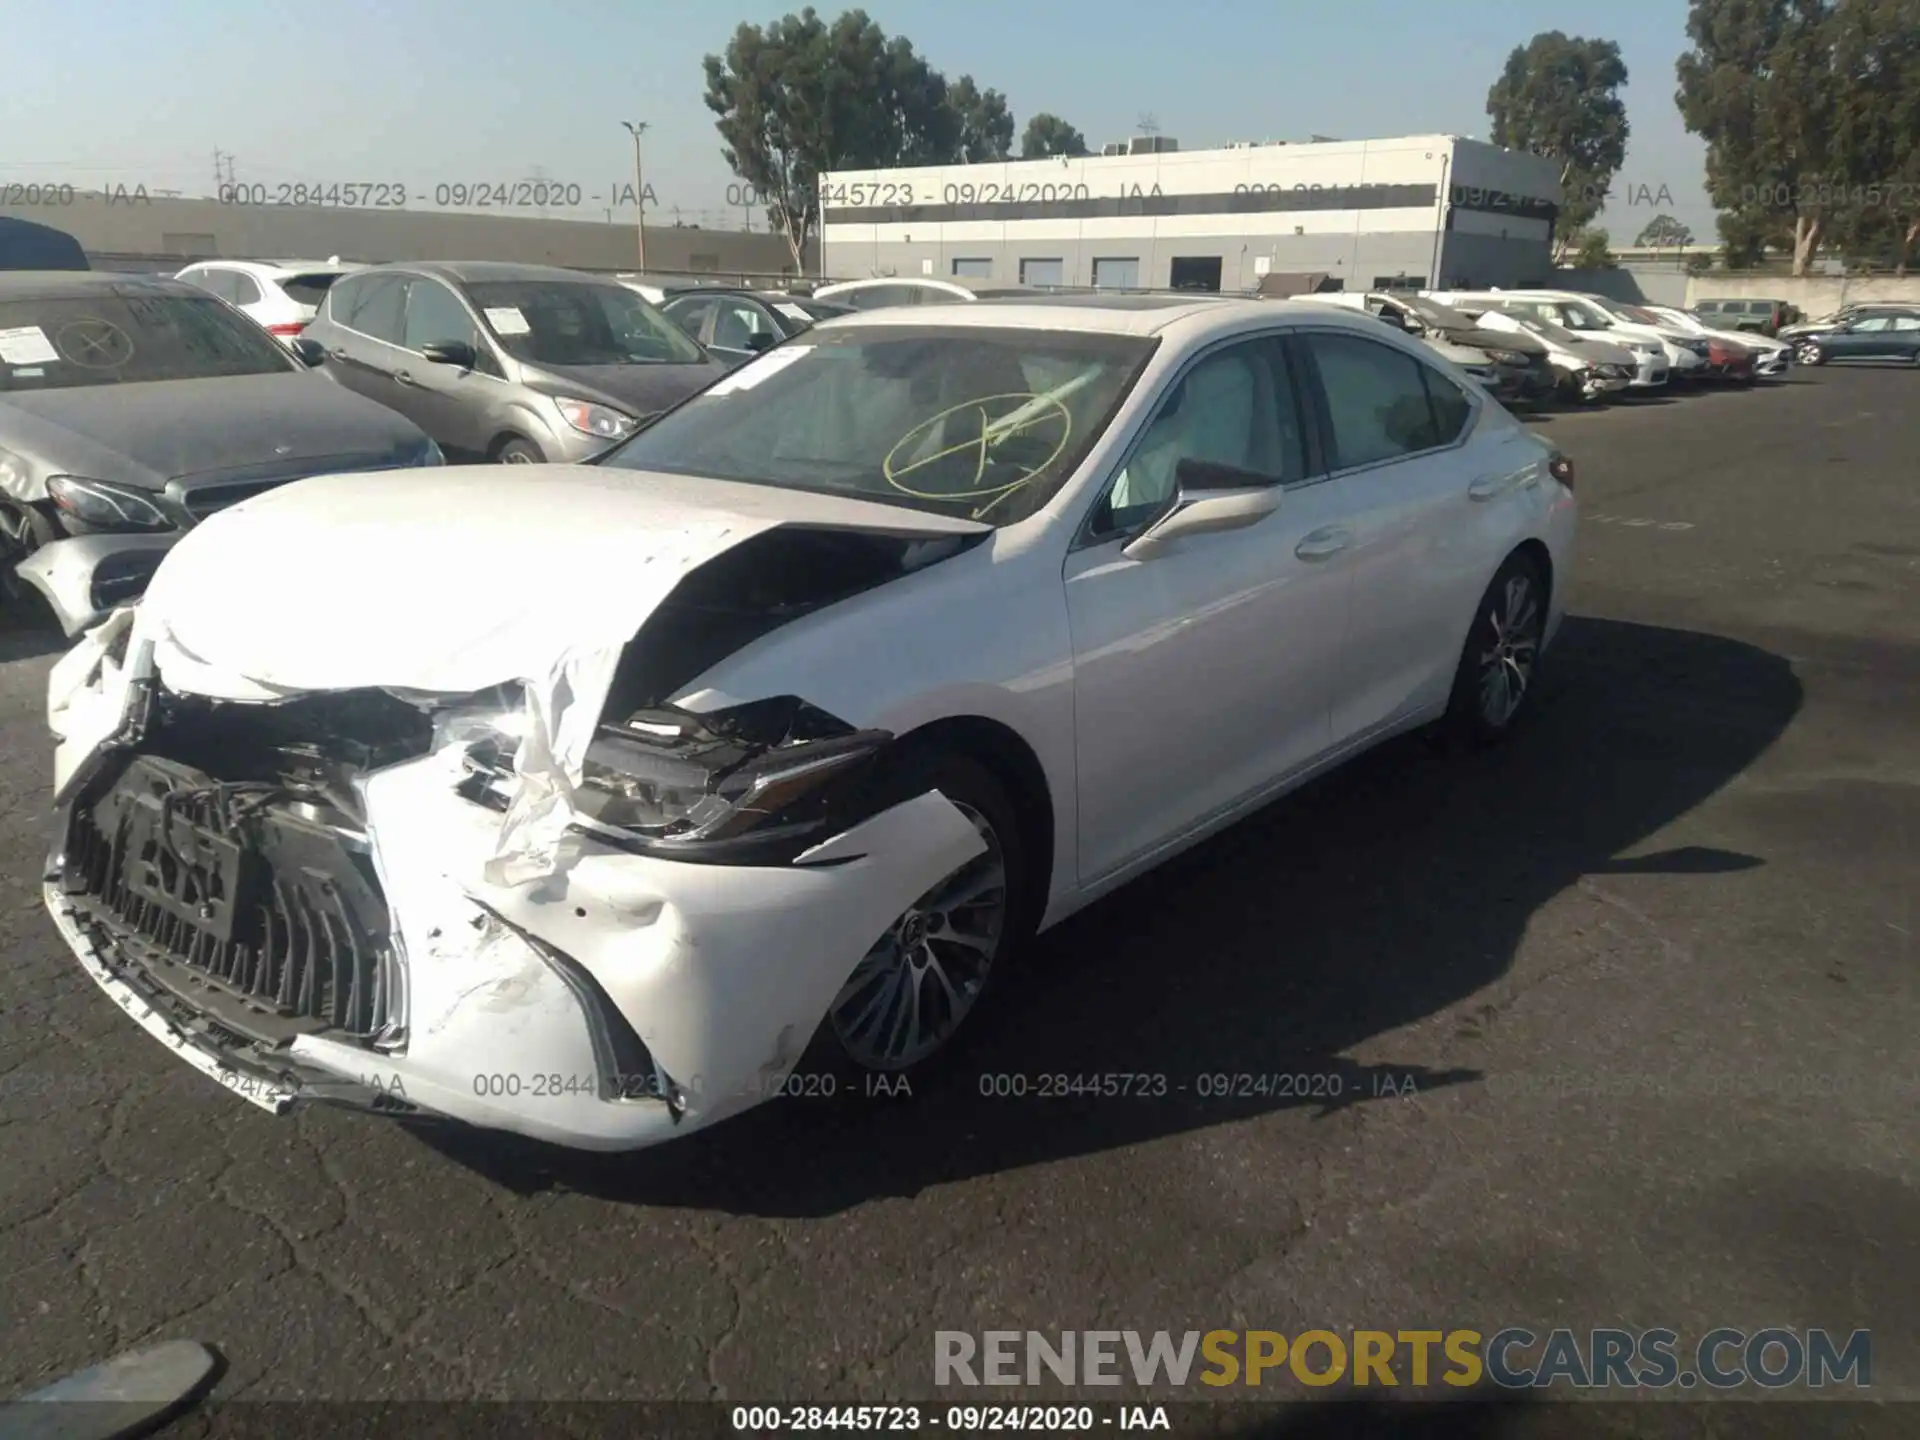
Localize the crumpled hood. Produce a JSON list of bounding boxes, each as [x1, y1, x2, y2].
[[137, 462, 985, 699], [0, 372, 423, 493], [76, 462, 986, 885]]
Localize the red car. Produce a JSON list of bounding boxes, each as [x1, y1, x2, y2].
[[1704, 336, 1758, 384]]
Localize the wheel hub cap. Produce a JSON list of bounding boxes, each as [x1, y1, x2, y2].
[[1477, 575, 1541, 727], [829, 803, 1007, 1071]]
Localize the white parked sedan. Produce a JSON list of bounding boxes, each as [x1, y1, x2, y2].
[[41, 295, 1577, 1152]]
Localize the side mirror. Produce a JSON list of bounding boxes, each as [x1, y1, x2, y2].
[[1375, 308, 1408, 330], [288, 336, 326, 368], [742, 331, 777, 353], [421, 339, 477, 368], [1122, 458, 1282, 561]]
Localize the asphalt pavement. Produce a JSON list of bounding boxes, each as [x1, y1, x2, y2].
[[0, 366, 1914, 1426]]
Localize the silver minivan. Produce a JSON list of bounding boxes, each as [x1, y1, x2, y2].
[[302, 261, 729, 463]]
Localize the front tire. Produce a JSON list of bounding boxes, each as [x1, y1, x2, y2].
[[495, 437, 544, 464], [1797, 341, 1826, 366], [823, 751, 1031, 1079], [1443, 553, 1548, 748]]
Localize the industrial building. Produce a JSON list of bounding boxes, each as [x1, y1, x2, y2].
[[0, 193, 803, 277], [819, 133, 1562, 293]]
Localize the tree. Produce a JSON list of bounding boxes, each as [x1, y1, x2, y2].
[[1827, 0, 1920, 273], [1020, 113, 1090, 160], [1673, 0, 1889, 275], [1636, 213, 1695, 248], [1685, 250, 1717, 274], [947, 76, 1014, 162], [1486, 32, 1631, 261], [703, 8, 960, 269], [1571, 228, 1618, 267]]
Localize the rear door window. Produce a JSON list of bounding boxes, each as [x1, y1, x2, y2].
[[1305, 331, 1454, 469], [229, 273, 263, 306], [339, 273, 408, 343]]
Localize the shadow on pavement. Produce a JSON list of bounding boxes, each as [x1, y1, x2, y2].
[[421, 616, 1802, 1216]]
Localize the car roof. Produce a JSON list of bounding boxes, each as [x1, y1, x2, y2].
[[0, 270, 200, 300], [374, 260, 614, 285], [807, 294, 1397, 341], [185, 258, 358, 276]]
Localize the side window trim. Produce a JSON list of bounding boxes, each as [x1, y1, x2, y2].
[[1069, 328, 1314, 552], [1290, 325, 1483, 481]]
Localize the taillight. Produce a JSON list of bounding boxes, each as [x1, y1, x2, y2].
[[267, 321, 306, 336], [1548, 454, 1575, 490]]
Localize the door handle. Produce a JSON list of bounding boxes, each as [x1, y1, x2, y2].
[[1294, 527, 1353, 560], [393, 370, 418, 387], [326, 347, 348, 361]]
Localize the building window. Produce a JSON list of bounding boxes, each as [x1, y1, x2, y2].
[[1168, 256, 1222, 292], [1020, 257, 1065, 287], [1092, 257, 1140, 289], [952, 257, 992, 279]]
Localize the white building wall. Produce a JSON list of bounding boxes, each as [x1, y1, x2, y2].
[[821, 136, 1559, 290]]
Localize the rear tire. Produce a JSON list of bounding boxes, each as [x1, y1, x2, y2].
[[1441, 552, 1548, 749], [817, 749, 1033, 1084]]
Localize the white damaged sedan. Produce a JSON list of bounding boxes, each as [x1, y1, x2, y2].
[[42, 295, 1577, 1151]]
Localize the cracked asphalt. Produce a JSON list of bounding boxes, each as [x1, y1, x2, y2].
[[0, 366, 1914, 1421]]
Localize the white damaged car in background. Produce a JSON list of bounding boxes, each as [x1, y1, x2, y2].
[[42, 295, 1577, 1152]]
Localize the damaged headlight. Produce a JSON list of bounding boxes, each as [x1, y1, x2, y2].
[[462, 696, 892, 860]]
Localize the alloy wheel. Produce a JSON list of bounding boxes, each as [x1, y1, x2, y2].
[[1797, 342, 1824, 366], [829, 802, 1008, 1071], [1477, 572, 1542, 730]]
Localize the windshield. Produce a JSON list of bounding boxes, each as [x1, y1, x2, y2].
[[1517, 298, 1615, 333], [1491, 311, 1580, 348], [599, 324, 1156, 525], [1616, 304, 1667, 326], [0, 289, 297, 391], [464, 278, 707, 366]]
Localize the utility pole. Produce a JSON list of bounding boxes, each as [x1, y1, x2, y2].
[[620, 120, 649, 271], [213, 150, 227, 196]]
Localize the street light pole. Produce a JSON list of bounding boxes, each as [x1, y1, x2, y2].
[[621, 120, 649, 271]]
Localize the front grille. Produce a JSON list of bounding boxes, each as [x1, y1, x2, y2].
[[62, 754, 396, 1041], [181, 478, 293, 523]]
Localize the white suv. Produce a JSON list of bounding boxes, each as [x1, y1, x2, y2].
[[175, 259, 362, 344]]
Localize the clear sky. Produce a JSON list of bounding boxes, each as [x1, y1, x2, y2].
[[1, 0, 1715, 244]]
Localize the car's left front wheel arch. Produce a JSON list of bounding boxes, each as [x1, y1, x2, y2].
[[819, 747, 1036, 1079]]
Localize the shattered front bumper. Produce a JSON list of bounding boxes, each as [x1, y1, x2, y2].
[[44, 712, 985, 1154]]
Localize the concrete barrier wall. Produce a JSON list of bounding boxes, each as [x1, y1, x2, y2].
[[1686, 274, 1920, 312], [1554, 267, 1691, 306]]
